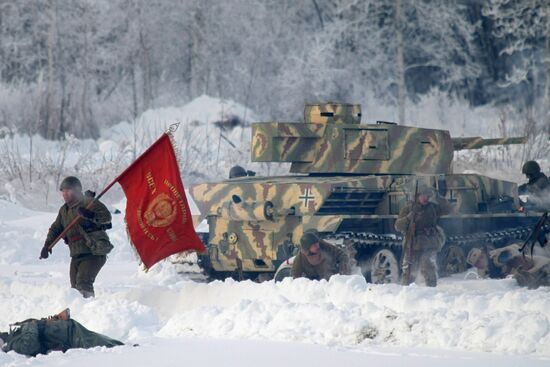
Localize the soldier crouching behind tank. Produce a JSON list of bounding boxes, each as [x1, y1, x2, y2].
[[291, 230, 351, 280], [0, 308, 123, 357], [467, 244, 550, 289], [394, 185, 453, 287], [39, 176, 114, 298]]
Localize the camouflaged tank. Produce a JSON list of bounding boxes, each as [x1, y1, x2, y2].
[[190, 103, 544, 282]]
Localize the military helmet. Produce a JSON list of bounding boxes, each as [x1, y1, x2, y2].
[[522, 161, 541, 175], [300, 231, 320, 251], [59, 176, 82, 191], [229, 165, 247, 179], [417, 183, 434, 197]]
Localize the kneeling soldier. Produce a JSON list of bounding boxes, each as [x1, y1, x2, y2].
[[40, 176, 113, 298]]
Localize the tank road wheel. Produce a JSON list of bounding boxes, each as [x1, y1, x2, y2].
[[438, 245, 467, 277], [364, 248, 400, 284]]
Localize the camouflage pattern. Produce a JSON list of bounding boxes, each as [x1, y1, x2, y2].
[[251, 102, 526, 175], [191, 173, 529, 274], [190, 103, 539, 278]]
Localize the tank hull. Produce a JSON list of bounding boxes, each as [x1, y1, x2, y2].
[[191, 173, 545, 281]]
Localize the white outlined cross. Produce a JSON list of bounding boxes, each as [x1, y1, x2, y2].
[[299, 187, 315, 209]]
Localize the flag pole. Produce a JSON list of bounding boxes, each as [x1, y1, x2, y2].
[[43, 123, 181, 255]]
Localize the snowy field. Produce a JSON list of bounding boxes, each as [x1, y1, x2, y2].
[[0, 199, 549, 366]]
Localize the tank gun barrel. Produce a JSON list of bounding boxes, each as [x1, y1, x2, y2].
[[452, 136, 527, 150]]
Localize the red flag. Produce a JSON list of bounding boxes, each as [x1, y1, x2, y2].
[[117, 133, 206, 269]]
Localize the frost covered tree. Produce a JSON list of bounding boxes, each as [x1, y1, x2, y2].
[[0, 0, 547, 138]]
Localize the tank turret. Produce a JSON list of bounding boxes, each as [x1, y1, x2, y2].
[[251, 103, 526, 175]]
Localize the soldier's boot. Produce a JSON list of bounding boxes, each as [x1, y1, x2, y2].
[[48, 308, 71, 321], [80, 290, 95, 298], [420, 254, 437, 287]]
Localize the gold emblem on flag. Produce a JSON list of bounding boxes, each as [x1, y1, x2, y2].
[[143, 192, 178, 228]]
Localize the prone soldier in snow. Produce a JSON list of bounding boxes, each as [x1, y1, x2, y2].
[[0, 308, 123, 357], [291, 230, 351, 280], [467, 243, 550, 289], [39, 176, 114, 298]]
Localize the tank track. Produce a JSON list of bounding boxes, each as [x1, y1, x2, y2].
[[188, 223, 549, 280], [323, 224, 550, 251]]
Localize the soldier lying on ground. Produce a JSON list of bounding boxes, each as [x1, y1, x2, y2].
[[0, 308, 123, 357], [292, 230, 351, 280], [467, 243, 550, 289]]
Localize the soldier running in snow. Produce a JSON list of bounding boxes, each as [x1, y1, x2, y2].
[[39, 176, 114, 298], [292, 230, 351, 280], [0, 308, 123, 356]]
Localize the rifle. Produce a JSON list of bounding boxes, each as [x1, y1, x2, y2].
[[519, 212, 549, 257], [402, 180, 418, 285]]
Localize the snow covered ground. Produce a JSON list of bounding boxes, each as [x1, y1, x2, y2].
[[0, 199, 550, 366]]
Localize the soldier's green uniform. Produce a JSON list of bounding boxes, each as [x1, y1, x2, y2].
[[43, 177, 113, 298], [395, 188, 453, 287], [291, 232, 350, 280], [0, 311, 123, 356]]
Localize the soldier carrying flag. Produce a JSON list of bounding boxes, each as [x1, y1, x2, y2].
[[39, 124, 206, 296]]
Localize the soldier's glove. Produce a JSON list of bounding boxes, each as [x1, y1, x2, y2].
[[40, 245, 52, 259], [78, 207, 95, 220]]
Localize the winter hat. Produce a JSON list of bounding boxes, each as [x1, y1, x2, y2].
[[59, 176, 82, 191]]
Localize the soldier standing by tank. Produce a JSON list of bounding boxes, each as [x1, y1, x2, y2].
[[519, 161, 549, 194], [39, 176, 113, 298], [291, 230, 351, 280], [519, 161, 549, 210], [395, 184, 453, 287]]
